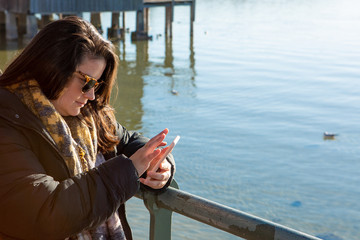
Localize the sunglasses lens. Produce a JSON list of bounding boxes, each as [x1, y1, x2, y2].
[[82, 80, 97, 93]]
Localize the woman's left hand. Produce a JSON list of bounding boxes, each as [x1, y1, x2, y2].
[[140, 160, 172, 189]]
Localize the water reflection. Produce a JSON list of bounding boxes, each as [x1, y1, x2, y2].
[[112, 36, 196, 131], [189, 37, 196, 82], [164, 37, 196, 93], [112, 41, 149, 131], [164, 38, 175, 92], [0, 32, 27, 70]]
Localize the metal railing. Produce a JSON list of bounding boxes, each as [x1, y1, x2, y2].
[[137, 180, 322, 240]]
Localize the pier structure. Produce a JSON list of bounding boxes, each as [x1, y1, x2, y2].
[[0, 0, 195, 41]]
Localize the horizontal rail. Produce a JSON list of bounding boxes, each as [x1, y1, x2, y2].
[[138, 183, 322, 240]]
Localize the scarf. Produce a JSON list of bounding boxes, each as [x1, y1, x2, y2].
[[6, 80, 126, 240]]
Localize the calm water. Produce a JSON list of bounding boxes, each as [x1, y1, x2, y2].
[[1, 0, 360, 239]]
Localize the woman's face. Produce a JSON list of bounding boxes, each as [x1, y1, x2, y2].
[[51, 56, 106, 116]]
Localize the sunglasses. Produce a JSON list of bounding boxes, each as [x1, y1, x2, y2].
[[76, 71, 103, 93]]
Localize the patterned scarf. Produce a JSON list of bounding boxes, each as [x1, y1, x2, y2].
[[6, 80, 126, 240]]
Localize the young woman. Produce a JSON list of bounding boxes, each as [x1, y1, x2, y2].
[[0, 16, 175, 240]]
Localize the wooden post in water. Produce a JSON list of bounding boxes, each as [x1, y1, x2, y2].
[[131, 8, 151, 41], [14, 13, 37, 39], [133, 10, 143, 40], [144, 8, 149, 33], [90, 13, 103, 34], [39, 15, 53, 29], [165, 3, 173, 38], [0, 11, 5, 34], [122, 11, 126, 34], [25, 14, 38, 39], [108, 12, 123, 40], [17, 13, 27, 36], [5, 12, 17, 40], [190, 0, 196, 37]]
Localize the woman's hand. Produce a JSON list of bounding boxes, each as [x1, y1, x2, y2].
[[129, 129, 168, 176], [140, 160, 172, 189]]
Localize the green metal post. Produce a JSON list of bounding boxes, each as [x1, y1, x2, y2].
[[142, 180, 179, 240]]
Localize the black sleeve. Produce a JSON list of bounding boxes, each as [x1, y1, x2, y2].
[[0, 125, 139, 240], [115, 123, 150, 158]]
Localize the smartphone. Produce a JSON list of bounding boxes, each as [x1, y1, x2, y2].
[[148, 135, 180, 172]]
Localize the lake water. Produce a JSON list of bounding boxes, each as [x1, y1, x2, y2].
[[1, 0, 359, 239]]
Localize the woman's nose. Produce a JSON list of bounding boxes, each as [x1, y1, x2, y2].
[[83, 88, 95, 100]]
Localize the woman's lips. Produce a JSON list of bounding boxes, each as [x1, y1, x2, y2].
[[76, 101, 86, 107]]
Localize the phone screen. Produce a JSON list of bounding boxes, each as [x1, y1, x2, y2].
[[148, 135, 180, 172]]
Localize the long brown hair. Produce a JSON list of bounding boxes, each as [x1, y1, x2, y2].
[[0, 16, 120, 152]]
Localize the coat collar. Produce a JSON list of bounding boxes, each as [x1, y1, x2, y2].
[[0, 88, 55, 145]]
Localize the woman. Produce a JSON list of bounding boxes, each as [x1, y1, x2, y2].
[[0, 16, 175, 240]]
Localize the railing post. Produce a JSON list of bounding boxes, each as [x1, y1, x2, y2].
[[142, 180, 179, 240]]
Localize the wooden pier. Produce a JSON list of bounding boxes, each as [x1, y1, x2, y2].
[[0, 0, 195, 40], [144, 0, 195, 38]]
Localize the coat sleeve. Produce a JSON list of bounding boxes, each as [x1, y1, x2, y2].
[[114, 123, 176, 193], [0, 123, 139, 240]]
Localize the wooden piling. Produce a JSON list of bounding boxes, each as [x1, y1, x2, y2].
[[39, 15, 53, 29], [165, 5, 173, 38], [17, 13, 27, 36], [25, 14, 38, 39], [0, 11, 5, 33], [144, 8, 149, 33], [136, 10, 145, 33], [122, 12, 126, 32], [131, 9, 151, 41], [108, 12, 124, 40], [5, 12, 17, 40], [90, 13, 103, 34], [111, 12, 119, 28], [190, 0, 196, 37]]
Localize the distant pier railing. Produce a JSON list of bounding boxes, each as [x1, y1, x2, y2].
[[137, 180, 322, 240], [0, 0, 195, 40]]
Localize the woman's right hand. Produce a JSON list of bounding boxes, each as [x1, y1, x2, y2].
[[130, 129, 169, 176]]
